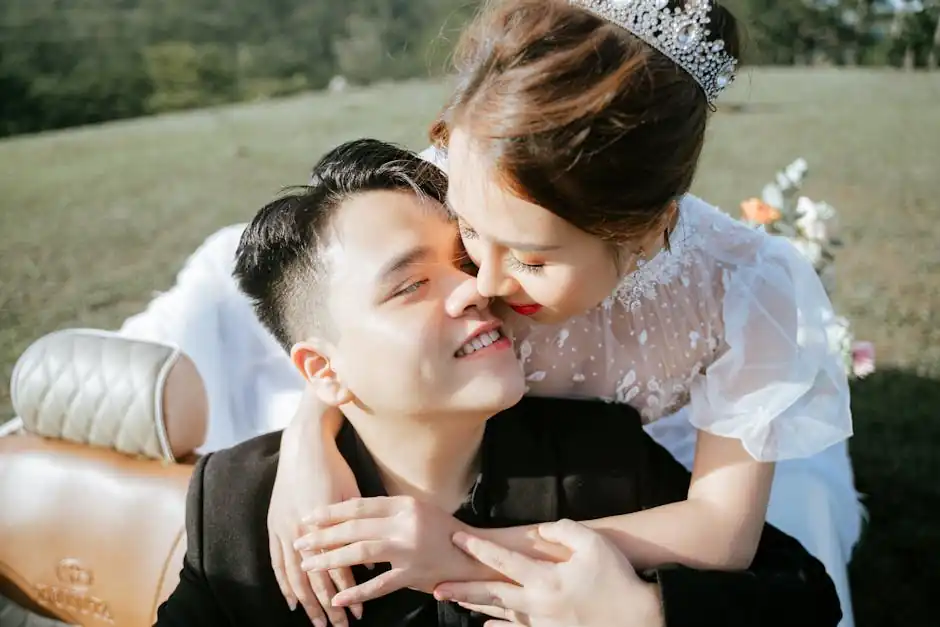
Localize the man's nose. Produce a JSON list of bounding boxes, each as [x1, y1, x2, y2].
[[445, 274, 492, 318], [475, 255, 516, 299]]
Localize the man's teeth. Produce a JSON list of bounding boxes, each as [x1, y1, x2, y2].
[[456, 329, 502, 357]]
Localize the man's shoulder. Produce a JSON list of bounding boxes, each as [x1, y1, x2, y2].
[[200, 430, 282, 481], [173, 432, 296, 623], [192, 431, 282, 537]]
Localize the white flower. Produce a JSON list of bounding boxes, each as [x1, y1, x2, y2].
[[761, 183, 784, 210], [796, 196, 818, 220], [796, 197, 829, 242], [785, 158, 808, 186], [825, 315, 853, 356]]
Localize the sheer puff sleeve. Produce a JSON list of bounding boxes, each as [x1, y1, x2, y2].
[[688, 235, 853, 462]]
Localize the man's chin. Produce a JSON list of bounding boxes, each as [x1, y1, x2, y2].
[[449, 380, 526, 416]]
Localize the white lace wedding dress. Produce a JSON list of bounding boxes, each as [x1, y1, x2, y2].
[[118, 196, 861, 627]]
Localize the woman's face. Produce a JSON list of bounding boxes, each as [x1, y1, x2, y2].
[[446, 127, 660, 323]]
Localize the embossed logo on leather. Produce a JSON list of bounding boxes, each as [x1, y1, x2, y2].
[[35, 558, 114, 623]]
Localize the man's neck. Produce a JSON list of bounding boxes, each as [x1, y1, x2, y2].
[[341, 407, 489, 513]]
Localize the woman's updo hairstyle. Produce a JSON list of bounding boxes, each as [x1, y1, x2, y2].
[[430, 0, 740, 242]]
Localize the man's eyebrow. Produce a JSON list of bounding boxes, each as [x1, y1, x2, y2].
[[447, 198, 561, 253], [376, 245, 433, 284]]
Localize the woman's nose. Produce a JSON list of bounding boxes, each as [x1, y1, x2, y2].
[[475, 256, 516, 299]]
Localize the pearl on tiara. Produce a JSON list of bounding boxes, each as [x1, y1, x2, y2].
[[570, 0, 738, 104]]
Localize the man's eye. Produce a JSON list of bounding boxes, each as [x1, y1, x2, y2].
[[457, 253, 479, 276], [394, 280, 427, 298]]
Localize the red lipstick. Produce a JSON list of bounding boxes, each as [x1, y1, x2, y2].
[[508, 303, 543, 316]]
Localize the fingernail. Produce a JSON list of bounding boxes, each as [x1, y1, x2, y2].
[[314, 619, 327, 627], [365, 562, 375, 571], [351, 604, 364, 619], [287, 598, 298, 611], [452, 531, 469, 546], [434, 588, 452, 601], [293, 539, 309, 551]]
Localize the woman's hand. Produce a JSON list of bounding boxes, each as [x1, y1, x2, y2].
[[434, 519, 664, 627], [267, 385, 361, 627], [296, 496, 489, 607]]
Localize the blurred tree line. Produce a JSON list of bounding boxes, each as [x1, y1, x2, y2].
[[0, 0, 476, 136], [0, 0, 937, 137]]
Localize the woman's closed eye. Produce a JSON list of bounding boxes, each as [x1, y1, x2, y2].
[[507, 255, 544, 274]]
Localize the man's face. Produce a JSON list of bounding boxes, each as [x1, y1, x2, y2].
[[320, 190, 526, 418]]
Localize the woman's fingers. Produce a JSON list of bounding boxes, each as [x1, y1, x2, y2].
[[294, 518, 386, 552], [332, 568, 409, 607], [329, 567, 363, 620], [301, 541, 389, 572], [269, 535, 297, 611], [435, 581, 528, 613], [451, 531, 542, 584], [283, 543, 331, 627], [303, 496, 402, 526]]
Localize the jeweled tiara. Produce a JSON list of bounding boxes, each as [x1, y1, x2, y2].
[[569, 0, 738, 104]]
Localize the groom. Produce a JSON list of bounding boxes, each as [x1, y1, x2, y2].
[[155, 139, 841, 627]]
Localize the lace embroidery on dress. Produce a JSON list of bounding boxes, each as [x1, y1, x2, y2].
[[508, 196, 736, 422], [604, 204, 706, 311]]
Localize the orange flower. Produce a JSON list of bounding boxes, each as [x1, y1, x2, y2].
[[741, 198, 781, 225]]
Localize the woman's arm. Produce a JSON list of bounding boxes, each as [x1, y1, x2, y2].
[[267, 385, 362, 626], [479, 431, 774, 571], [437, 518, 842, 627]]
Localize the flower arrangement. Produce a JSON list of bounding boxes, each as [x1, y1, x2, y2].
[[740, 158, 875, 379]]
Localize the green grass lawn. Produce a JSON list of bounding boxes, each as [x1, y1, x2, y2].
[[1, 68, 938, 625]]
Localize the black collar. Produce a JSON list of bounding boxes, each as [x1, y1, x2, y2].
[[334, 405, 560, 527]]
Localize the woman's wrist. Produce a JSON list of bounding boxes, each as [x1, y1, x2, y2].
[[281, 392, 342, 456]]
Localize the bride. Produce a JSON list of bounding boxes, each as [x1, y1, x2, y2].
[[119, 0, 861, 625]]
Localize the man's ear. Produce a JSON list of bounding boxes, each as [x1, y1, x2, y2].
[[290, 339, 353, 407]]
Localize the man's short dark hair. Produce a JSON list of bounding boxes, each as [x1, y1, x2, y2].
[[233, 138, 447, 351]]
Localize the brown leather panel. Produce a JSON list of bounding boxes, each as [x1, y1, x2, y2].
[[0, 433, 194, 627]]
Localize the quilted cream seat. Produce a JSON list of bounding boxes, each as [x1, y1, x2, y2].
[[11, 329, 206, 461]]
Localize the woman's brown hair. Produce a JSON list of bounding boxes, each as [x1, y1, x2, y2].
[[431, 0, 741, 242]]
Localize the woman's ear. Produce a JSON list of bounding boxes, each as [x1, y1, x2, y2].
[[290, 341, 353, 407]]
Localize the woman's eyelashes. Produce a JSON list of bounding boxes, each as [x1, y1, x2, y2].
[[458, 223, 477, 241], [506, 255, 545, 274]]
